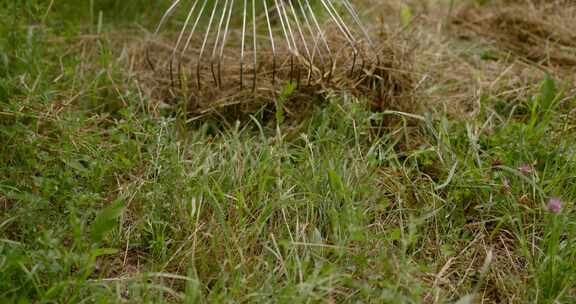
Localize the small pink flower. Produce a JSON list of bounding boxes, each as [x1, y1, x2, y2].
[[547, 197, 562, 214], [518, 164, 533, 174]]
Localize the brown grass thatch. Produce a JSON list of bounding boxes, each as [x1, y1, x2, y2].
[[128, 26, 415, 123], [451, 0, 576, 72]]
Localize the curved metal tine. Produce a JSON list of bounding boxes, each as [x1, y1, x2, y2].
[[322, 0, 357, 47], [340, 0, 374, 72], [297, 0, 324, 84], [169, 0, 201, 88], [218, 0, 235, 87], [149, 0, 183, 71], [153, 0, 182, 77], [341, 0, 379, 64], [273, 0, 295, 52], [278, 0, 301, 86], [323, 0, 359, 54], [210, 0, 231, 87], [197, 0, 220, 90], [263, 0, 277, 86], [287, 1, 312, 59], [305, 0, 333, 82], [273, 0, 295, 83], [178, 0, 209, 90], [319, 0, 359, 74], [331, 1, 363, 74], [279, 1, 299, 56], [181, 0, 209, 57], [251, 0, 258, 92], [287, 0, 313, 86], [240, 0, 248, 89], [149, 0, 182, 72], [155, 0, 182, 35]]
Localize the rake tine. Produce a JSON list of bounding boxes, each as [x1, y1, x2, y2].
[[297, 0, 323, 84], [218, 0, 235, 87], [288, 1, 311, 59], [152, 1, 180, 87], [210, 0, 230, 87], [155, 0, 182, 35], [287, 0, 313, 86], [341, 0, 373, 46], [322, 0, 357, 47], [320, 0, 359, 74], [273, 0, 295, 83], [339, 1, 375, 74], [305, 0, 333, 82], [167, 0, 200, 89], [277, 0, 294, 84], [172, 0, 199, 57], [166, 0, 207, 91], [240, 0, 248, 89], [182, 0, 208, 57], [263, 0, 276, 87], [279, 0, 298, 54], [341, 0, 380, 64], [154, 0, 180, 89], [156, 0, 375, 95], [252, 0, 257, 92], [197, 0, 220, 90], [278, 0, 301, 86], [331, 3, 360, 76], [273, 0, 293, 51]]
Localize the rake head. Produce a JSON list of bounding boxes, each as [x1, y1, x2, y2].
[[150, 0, 379, 98]]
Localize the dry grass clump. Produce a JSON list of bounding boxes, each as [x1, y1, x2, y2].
[[451, 0, 576, 73], [127, 27, 415, 123], [377, 0, 576, 119]]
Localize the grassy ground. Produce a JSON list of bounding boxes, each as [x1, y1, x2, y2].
[[1, 0, 575, 303]]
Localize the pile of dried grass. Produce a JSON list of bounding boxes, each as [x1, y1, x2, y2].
[[451, 0, 576, 73], [128, 27, 415, 123]]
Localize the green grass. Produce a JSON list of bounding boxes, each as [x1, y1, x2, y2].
[[1, 1, 575, 303]]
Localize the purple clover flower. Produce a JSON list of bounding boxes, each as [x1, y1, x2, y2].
[[518, 163, 533, 174], [547, 197, 562, 214]]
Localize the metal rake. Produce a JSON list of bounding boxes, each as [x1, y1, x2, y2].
[[151, 0, 378, 93]]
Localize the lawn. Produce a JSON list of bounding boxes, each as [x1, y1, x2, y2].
[[1, 0, 575, 303]]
